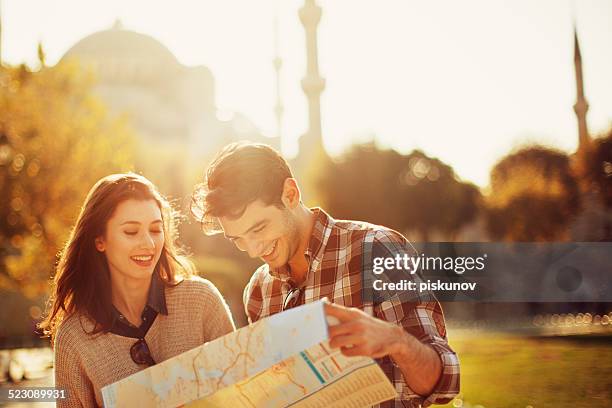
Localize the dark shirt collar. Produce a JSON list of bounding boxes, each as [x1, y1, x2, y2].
[[110, 271, 167, 338], [147, 270, 168, 315]]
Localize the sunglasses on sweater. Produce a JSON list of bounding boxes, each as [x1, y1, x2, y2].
[[130, 338, 156, 367]]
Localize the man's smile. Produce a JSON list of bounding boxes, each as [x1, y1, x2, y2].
[[262, 240, 278, 261]]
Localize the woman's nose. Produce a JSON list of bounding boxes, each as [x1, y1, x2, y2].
[[139, 232, 156, 249]]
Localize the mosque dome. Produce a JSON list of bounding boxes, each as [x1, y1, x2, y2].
[[57, 20, 275, 151], [62, 20, 179, 68]]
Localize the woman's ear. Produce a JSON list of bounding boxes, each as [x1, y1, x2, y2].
[[95, 237, 106, 252]]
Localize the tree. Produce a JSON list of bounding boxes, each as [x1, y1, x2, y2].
[[317, 143, 481, 240], [582, 129, 612, 208], [485, 146, 580, 241], [398, 150, 481, 241], [317, 143, 406, 230], [0, 62, 135, 297]]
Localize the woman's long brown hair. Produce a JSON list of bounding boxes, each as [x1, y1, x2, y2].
[[39, 173, 194, 344]]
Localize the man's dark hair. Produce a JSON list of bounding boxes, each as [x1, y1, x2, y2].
[[191, 142, 294, 235]]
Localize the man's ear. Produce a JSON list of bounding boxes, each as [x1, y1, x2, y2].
[[95, 237, 106, 252], [281, 178, 301, 209]]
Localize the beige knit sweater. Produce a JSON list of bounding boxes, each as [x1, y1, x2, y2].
[[53, 277, 235, 407]]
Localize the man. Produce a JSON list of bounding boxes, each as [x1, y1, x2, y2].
[[191, 142, 459, 407]]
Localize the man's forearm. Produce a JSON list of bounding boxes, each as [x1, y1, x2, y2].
[[389, 325, 443, 397], [325, 302, 445, 396]]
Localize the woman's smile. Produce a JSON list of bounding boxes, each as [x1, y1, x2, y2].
[[130, 254, 155, 268]]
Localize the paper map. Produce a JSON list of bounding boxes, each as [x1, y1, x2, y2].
[[101, 300, 397, 407]]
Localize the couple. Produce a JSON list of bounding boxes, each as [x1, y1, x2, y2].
[[41, 142, 459, 408]]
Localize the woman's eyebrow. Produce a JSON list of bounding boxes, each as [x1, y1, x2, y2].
[[120, 219, 163, 226], [120, 221, 141, 226]]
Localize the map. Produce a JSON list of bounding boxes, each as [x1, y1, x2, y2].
[[101, 301, 397, 408]]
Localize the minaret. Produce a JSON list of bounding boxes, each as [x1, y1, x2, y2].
[[112, 18, 124, 30], [298, 0, 325, 161], [573, 27, 590, 154], [273, 2, 284, 147], [0, 0, 3, 66]]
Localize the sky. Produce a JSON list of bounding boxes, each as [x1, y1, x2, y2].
[[1, 0, 611, 186]]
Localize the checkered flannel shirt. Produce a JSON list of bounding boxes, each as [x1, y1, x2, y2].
[[243, 208, 460, 408]]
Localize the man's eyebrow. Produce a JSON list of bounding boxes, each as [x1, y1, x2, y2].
[[225, 220, 267, 240], [120, 219, 163, 226]]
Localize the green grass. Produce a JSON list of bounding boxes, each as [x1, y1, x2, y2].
[[440, 329, 612, 408]]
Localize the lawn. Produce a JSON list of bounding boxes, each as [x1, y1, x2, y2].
[[441, 329, 612, 408]]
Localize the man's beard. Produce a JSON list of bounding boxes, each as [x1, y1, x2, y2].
[[282, 210, 302, 264]]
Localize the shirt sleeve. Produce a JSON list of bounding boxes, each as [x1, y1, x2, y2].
[[53, 329, 97, 408], [371, 231, 460, 406], [243, 272, 262, 324], [375, 299, 460, 407], [243, 265, 277, 324]]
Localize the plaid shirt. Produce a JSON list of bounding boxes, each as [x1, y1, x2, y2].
[[243, 208, 460, 408]]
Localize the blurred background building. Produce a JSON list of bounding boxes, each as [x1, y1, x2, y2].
[[61, 20, 279, 156]]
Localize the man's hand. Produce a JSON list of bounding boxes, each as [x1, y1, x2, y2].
[[324, 301, 443, 397], [325, 302, 408, 359]]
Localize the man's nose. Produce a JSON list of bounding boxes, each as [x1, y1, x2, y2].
[[244, 239, 265, 258]]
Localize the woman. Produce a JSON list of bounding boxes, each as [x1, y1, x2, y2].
[[39, 173, 235, 407]]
